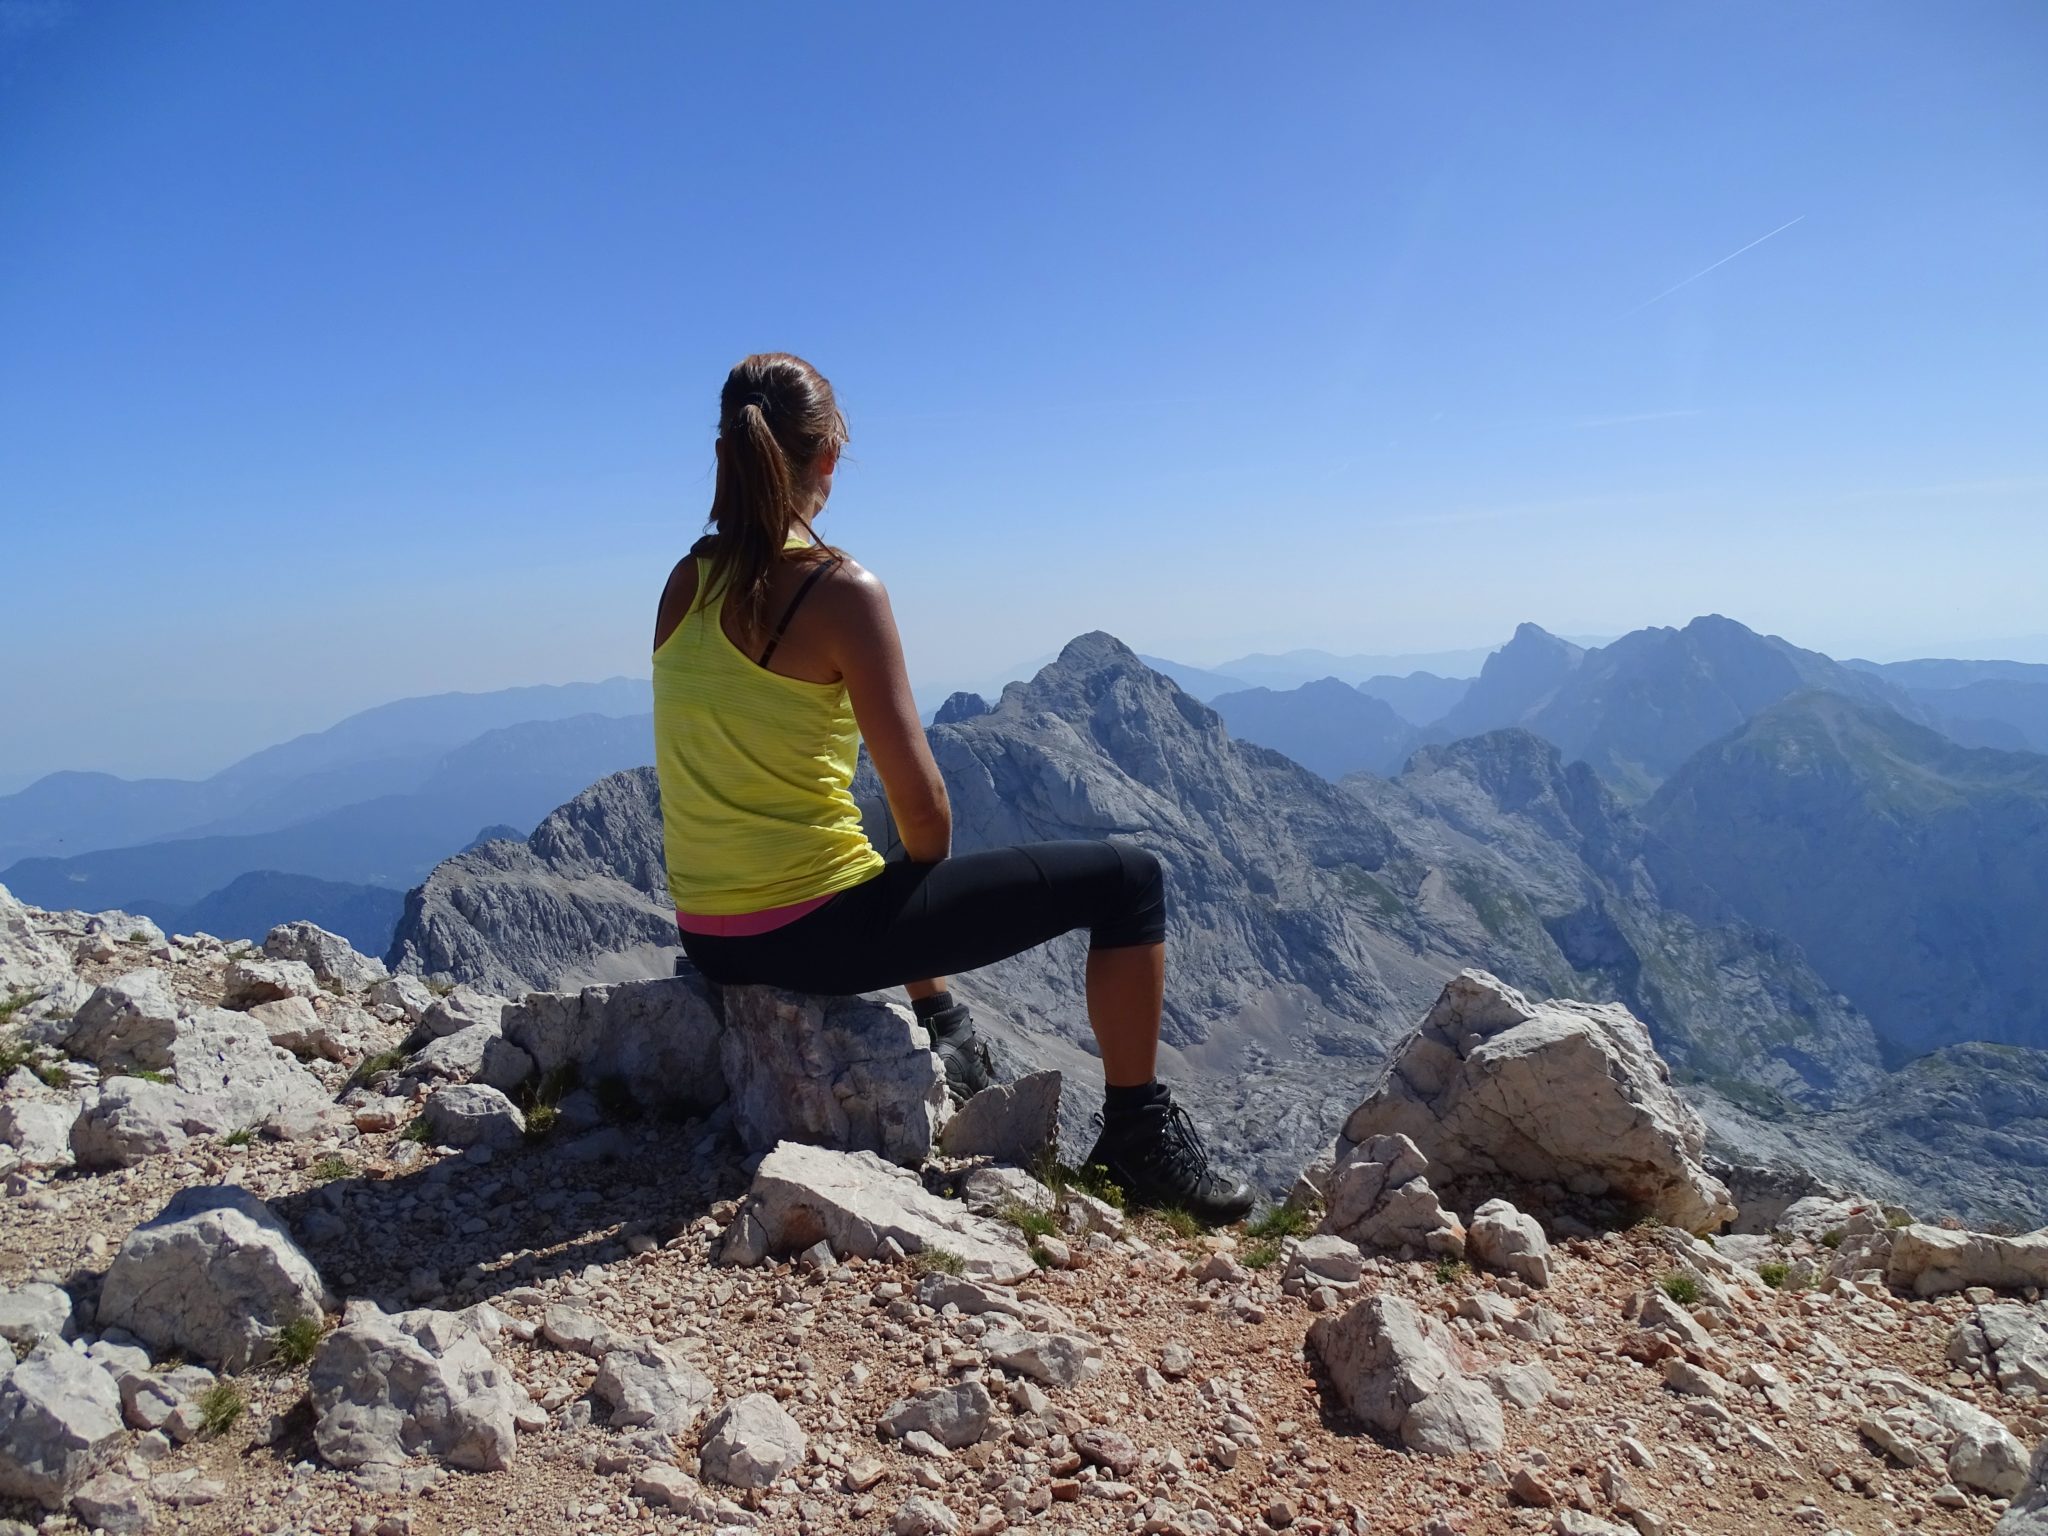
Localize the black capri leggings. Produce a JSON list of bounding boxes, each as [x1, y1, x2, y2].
[[678, 839, 1166, 996]]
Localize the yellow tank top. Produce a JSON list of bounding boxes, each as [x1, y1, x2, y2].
[[652, 546, 885, 914]]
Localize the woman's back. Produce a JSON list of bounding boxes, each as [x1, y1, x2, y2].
[[652, 545, 882, 916]]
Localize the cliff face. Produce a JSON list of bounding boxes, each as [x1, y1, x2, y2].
[[386, 766, 678, 996], [1645, 692, 2048, 1057]]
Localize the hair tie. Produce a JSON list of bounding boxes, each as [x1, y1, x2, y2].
[[742, 392, 771, 414]]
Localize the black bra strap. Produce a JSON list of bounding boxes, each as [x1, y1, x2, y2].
[[758, 556, 841, 667]]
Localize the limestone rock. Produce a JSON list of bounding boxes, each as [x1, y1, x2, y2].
[[1861, 1368, 2032, 1498], [698, 1393, 806, 1489], [1337, 971, 1733, 1232], [64, 970, 184, 1072], [419, 985, 509, 1040], [981, 1328, 1105, 1389], [365, 974, 436, 1022], [151, 1009, 332, 1131], [957, 1165, 1055, 1216], [70, 1466, 155, 1533], [419, 1084, 526, 1148], [0, 1286, 72, 1353], [1321, 1132, 1465, 1257], [310, 1305, 532, 1471], [403, 1025, 534, 1095], [1890, 1224, 2048, 1297], [1308, 1292, 1503, 1456], [221, 956, 320, 1009], [1481, 1361, 1559, 1411], [0, 1342, 126, 1509], [0, 885, 74, 1004], [1950, 1302, 2048, 1397], [1999, 1439, 2048, 1535], [879, 1381, 993, 1450], [263, 922, 387, 991], [593, 1341, 714, 1438], [98, 1185, 333, 1371], [0, 1100, 76, 1170], [743, 1141, 1034, 1282], [1469, 1198, 1552, 1287], [937, 1071, 1061, 1163], [1285, 1235, 1366, 1290], [720, 987, 947, 1165], [500, 976, 726, 1121], [894, 1494, 962, 1536], [70, 1079, 223, 1168]]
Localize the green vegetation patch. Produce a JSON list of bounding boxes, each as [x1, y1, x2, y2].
[[1659, 1270, 1702, 1305], [197, 1381, 246, 1437], [272, 1316, 323, 1369], [910, 1248, 964, 1277], [1245, 1204, 1312, 1240]]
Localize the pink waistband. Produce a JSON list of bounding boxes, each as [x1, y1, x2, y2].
[[676, 893, 834, 938]]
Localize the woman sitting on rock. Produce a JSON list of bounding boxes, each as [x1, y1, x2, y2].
[[651, 351, 1252, 1223]]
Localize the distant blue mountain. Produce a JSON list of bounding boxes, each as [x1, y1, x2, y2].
[[0, 677, 650, 866], [130, 872, 409, 955], [1, 713, 655, 912]]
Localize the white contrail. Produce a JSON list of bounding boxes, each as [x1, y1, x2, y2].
[[1618, 214, 1806, 318]]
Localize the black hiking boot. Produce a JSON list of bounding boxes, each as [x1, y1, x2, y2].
[[922, 1002, 995, 1102], [1082, 1090, 1255, 1225]]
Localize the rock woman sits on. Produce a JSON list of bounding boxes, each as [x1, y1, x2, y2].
[[651, 351, 1253, 1223]]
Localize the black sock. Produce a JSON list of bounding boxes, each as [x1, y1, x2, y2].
[[1102, 1080, 1169, 1123], [911, 990, 955, 1020]]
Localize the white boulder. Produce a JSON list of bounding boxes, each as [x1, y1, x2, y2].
[[419, 985, 510, 1040], [1308, 1292, 1503, 1456], [720, 987, 946, 1166], [1336, 971, 1733, 1233], [593, 1341, 715, 1438], [419, 1084, 526, 1148], [263, 922, 387, 991], [0, 1099, 77, 1170], [1890, 1224, 2048, 1298], [220, 956, 321, 1010], [744, 1142, 1033, 1282], [98, 1185, 333, 1371], [0, 1342, 127, 1509], [1950, 1302, 2048, 1398], [2000, 1440, 2048, 1535], [0, 886, 73, 1005], [500, 976, 725, 1114], [1321, 1132, 1465, 1257], [403, 1025, 534, 1094], [63, 970, 184, 1073], [698, 1393, 806, 1488], [1468, 1198, 1553, 1287], [0, 1285, 72, 1353], [937, 1072, 1061, 1163], [309, 1305, 535, 1471]]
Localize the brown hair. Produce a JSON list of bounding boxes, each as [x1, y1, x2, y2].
[[703, 352, 848, 643]]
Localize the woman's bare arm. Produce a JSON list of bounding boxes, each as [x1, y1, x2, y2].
[[822, 563, 952, 862]]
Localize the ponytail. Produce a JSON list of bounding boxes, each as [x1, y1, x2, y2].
[[703, 354, 847, 644]]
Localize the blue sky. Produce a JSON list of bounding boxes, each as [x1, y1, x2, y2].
[[3, 1, 2045, 788]]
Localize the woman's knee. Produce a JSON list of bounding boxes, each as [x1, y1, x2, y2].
[[1091, 840, 1167, 949]]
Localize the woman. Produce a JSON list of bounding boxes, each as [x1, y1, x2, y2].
[[652, 352, 1253, 1223]]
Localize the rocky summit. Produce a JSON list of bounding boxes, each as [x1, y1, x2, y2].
[[3, 887, 2048, 1536]]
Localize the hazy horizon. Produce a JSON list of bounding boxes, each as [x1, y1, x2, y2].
[[5, 4, 2043, 790]]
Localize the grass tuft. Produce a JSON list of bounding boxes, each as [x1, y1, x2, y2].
[[1241, 1238, 1280, 1270], [346, 1048, 408, 1090], [399, 1117, 433, 1144], [1433, 1257, 1469, 1286], [222, 1128, 255, 1148], [1155, 1207, 1201, 1242], [1757, 1260, 1790, 1290], [131, 1068, 172, 1085], [1001, 1201, 1058, 1240], [311, 1154, 352, 1182], [0, 990, 40, 1027], [910, 1248, 965, 1277], [271, 1316, 323, 1369], [523, 1103, 560, 1139], [1245, 1204, 1312, 1240], [197, 1381, 245, 1437], [1820, 1228, 1845, 1250], [1660, 1270, 1702, 1305]]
